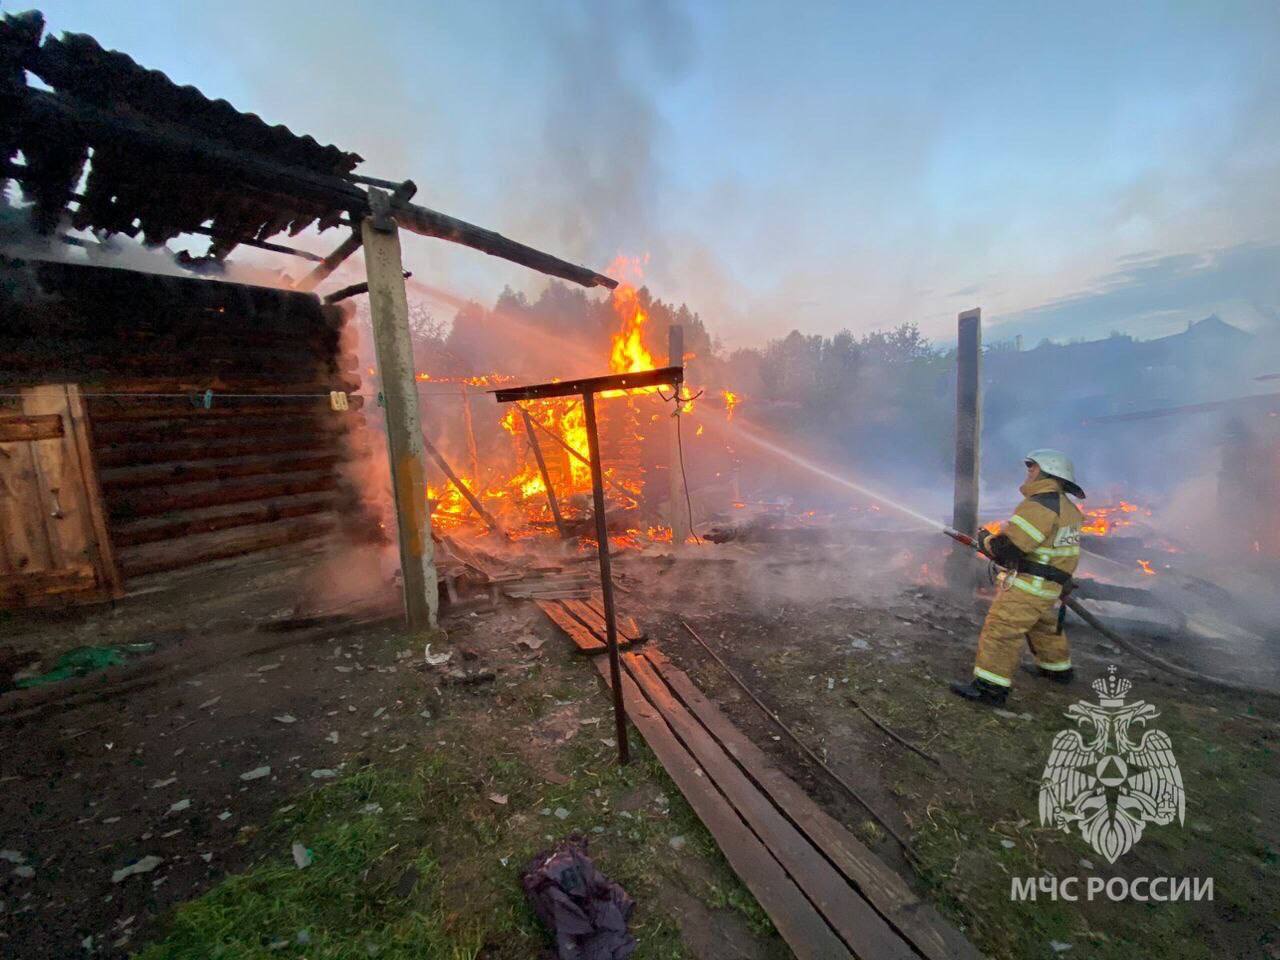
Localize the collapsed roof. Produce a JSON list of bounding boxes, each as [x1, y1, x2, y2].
[[1, 11, 360, 254], [0, 10, 614, 287]]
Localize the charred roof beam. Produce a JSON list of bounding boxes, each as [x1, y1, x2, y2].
[[16, 86, 616, 290]]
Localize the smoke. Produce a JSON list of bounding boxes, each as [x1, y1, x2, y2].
[[501, 0, 695, 270]]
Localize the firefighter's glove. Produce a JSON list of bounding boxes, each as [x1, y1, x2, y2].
[[981, 532, 1025, 568]]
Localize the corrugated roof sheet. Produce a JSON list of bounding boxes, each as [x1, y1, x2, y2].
[[1, 10, 363, 257]]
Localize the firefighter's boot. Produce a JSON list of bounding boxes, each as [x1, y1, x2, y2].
[[949, 676, 1009, 706], [1020, 663, 1075, 684]]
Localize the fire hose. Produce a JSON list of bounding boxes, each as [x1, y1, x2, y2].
[[940, 526, 1280, 703]]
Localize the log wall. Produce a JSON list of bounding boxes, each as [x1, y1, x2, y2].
[[0, 257, 379, 584]]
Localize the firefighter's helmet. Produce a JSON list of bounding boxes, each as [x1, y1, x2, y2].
[[1025, 448, 1085, 499]]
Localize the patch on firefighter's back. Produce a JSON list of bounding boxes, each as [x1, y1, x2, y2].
[[1053, 525, 1081, 547], [1038, 666, 1185, 863]]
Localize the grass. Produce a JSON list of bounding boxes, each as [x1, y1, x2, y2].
[[681, 599, 1280, 960], [137, 665, 782, 959], [857, 661, 1280, 960]]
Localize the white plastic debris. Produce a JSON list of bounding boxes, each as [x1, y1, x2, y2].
[[488, 793, 509, 805], [111, 856, 162, 884], [553, 807, 570, 820], [310, 769, 337, 779], [149, 777, 177, 789], [273, 715, 297, 725], [168, 799, 191, 814], [423, 644, 452, 667], [291, 843, 312, 869], [12, 865, 34, 879], [0, 851, 25, 864], [197, 696, 221, 710], [1000, 839, 1015, 849], [326, 731, 339, 744], [218, 811, 232, 821], [240, 766, 271, 781], [668, 836, 687, 851]]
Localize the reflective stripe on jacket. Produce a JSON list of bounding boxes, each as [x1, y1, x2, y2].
[[997, 477, 1084, 598]]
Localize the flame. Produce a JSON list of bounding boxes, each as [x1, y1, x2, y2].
[[1137, 559, 1156, 576], [407, 255, 705, 544], [983, 520, 1002, 535], [415, 372, 516, 386], [426, 479, 474, 528], [722, 389, 741, 420], [1082, 500, 1151, 536]]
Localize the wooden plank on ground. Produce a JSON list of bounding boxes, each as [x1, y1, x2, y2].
[[560, 599, 640, 649], [581, 595, 645, 642], [593, 658, 852, 959], [643, 647, 982, 960], [535, 599, 605, 653], [623, 653, 916, 960]]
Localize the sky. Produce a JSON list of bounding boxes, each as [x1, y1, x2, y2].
[[21, 0, 1280, 348]]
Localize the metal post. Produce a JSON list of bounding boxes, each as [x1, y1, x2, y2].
[[521, 408, 568, 539], [361, 210, 438, 630], [667, 324, 690, 546], [582, 391, 630, 765]]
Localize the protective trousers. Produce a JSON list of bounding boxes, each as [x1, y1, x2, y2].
[[973, 587, 1071, 687]]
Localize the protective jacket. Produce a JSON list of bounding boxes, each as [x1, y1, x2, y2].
[[978, 477, 1084, 598], [971, 477, 1084, 688]]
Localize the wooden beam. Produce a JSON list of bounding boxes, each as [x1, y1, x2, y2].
[[520, 408, 568, 538], [949, 308, 982, 587], [667, 325, 690, 546], [297, 230, 364, 292], [459, 384, 481, 484], [361, 215, 438, 631], [421, 431, 503, 534], [952, 308, 981, 537], [390, 199, 616, 289], [492, 366, 682, 403], [20, 89, 617, 290]]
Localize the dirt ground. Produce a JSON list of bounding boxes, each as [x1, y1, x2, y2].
[[0, 546, 787, 959], [1, 536, 1277, 959]]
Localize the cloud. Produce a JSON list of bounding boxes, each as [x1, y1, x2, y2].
[[990, 242, 1280, 343]]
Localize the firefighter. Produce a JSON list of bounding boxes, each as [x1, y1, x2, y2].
[[950, 449, 1086, 706]]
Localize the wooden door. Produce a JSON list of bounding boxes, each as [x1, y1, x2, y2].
[[0, 384, 123, 608]]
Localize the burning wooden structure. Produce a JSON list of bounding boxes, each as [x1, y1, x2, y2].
[[0, 10, 614, 624]]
